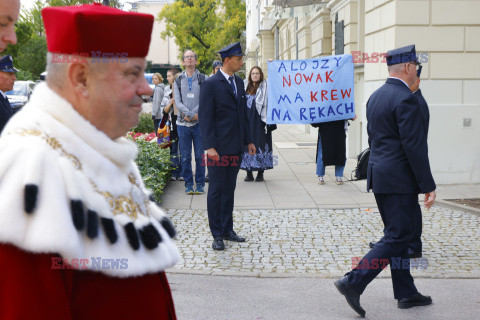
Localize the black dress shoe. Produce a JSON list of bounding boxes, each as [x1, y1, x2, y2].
[[398, 292, 432, 309], [369, 241, 422, 259], [244, 171, 254, 182], [212, 237, 225, 250], [334, 276, 366, 318], [223, 231, 246, 242]]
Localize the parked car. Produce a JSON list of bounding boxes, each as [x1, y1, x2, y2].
[[143, 73, 155, 102], [6, 81, 36, 111], [144, 73, 155, 90]]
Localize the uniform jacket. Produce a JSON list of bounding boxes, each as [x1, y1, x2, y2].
[[0, 83, 179, 317], [414, 89, 429, 136], [0, 93, 13, 134], [366, 78, 436, 194], [199, 71, 252, 155]]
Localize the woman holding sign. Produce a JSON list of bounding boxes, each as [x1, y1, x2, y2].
[[241, 66, 276, 181], [313, 119, 353, 185]]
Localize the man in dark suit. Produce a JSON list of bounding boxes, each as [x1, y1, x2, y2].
[[368, 72, 430, 259], [0, 55, 17, 133], [334, 45, 436, 317], [199, 42, 255, 251]]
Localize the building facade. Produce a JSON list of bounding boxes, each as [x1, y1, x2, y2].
[[130, 0, 180, 67], [246, 0, 480, 184]]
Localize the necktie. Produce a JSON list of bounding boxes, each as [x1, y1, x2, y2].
[[228, 76, 236, 96], [2, 94, 11, 107]]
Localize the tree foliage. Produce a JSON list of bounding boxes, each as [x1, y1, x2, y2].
[[158, 0, 246, 74]]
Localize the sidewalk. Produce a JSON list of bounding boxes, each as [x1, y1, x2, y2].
[[160, 124, 480, 210], [160, 124, 480, 320]]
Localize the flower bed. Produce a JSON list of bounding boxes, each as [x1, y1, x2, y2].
[[127, 131, 171, 202]]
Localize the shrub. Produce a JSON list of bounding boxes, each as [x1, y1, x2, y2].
[[132, 113, 155, 133], [127, 132, 171, 202]]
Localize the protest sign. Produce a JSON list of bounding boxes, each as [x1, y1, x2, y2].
[[267, 54, 355, 124]]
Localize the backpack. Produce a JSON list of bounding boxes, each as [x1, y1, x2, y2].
[[352, 148, 370, 180], [175, 72, 206, 104]]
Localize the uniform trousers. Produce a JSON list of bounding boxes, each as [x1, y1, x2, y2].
[[346, 193, 420, 299], [409, 201, 423, 253], [207, 154, 240, 237]]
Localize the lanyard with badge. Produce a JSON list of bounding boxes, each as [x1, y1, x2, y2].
[[187, 76, 194, 99]]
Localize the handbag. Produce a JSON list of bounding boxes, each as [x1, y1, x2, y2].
[[157, 121, 172, 148], [159, 112, 169, 129]]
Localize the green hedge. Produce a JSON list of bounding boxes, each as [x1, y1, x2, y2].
[[134, 139, 171, 202], [128, 113, 171, 202], [132, 113, 155, 134]]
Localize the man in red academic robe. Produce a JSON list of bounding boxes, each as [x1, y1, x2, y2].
[[0, 4, 179, 319]]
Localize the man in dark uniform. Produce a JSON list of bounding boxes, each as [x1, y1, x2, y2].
[[334, 45, 436, 317], [368, 67, 429, 258], [199, 42, 255, 251], [0, 55, 17, 133]]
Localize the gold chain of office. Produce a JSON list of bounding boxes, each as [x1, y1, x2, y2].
[[11, 129, 150, 220]]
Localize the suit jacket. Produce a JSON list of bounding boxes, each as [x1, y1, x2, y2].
[[0, 94, 13, 134], [199, 71, 252, 155], [414, 89, 429, 136], [366, 78, 435, 194]]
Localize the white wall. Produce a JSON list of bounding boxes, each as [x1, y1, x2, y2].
[[134, 0, 180, 65]]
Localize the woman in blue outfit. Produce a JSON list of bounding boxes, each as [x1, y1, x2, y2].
[[241, 66, 276, 182]]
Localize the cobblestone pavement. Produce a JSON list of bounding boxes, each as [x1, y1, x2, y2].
[[167, 206, 480, 278]]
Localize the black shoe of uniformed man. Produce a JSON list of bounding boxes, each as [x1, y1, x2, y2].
[[398, 292, 432, 309], [212, 237, 225, 250], [369, 241, 422, 258], [223, 231, 246, 242], [334, 276, 366, 318]]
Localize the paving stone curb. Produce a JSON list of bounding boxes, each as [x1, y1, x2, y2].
[[166, 269, 480, 279], [436, 199, 480, 216]]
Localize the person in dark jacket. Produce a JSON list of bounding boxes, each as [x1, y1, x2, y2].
[[313, 120, 347, 185], [0, 55, 18, 133], [368, 73, 430, 258], [241, 66, 276, 182], [334, 45, 436, 317], [199, 42, 255, 251]]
